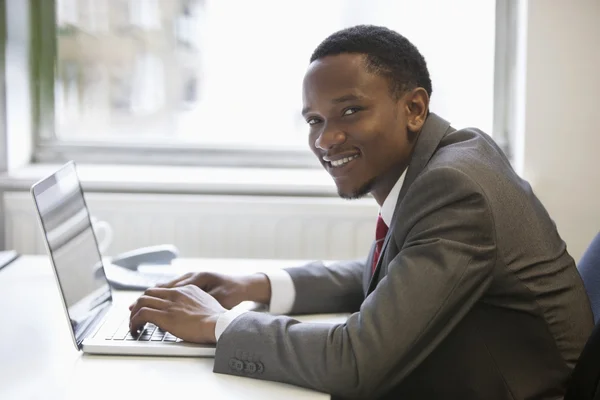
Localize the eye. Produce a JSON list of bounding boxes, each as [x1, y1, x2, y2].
[[306, 117, 322, 126], [342, 107, 361, 116]]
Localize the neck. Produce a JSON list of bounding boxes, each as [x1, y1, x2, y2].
[[371, 123, 426, 205], [371, 163, 407, 206]]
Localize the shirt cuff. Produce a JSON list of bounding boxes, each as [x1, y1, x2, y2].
[[263, 269, 295, 315], [214, 269, 296, 341], [215, 308, 248, 341]]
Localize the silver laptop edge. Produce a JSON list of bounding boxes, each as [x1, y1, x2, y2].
[[31, 161, 215, 357]]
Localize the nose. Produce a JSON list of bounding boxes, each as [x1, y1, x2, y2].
[[314, 123, 346, 151]]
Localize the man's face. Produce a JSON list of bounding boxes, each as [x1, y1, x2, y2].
[[302, 53, 420, 202]]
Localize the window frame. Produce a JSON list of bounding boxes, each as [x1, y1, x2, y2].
[[30, 0, 515, 168], [492, 0, 519, 160]]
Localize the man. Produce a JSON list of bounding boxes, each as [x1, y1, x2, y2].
[[129, 25, 594, 399]]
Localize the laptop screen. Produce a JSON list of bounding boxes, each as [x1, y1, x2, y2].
[[31, 162, 112, 344]]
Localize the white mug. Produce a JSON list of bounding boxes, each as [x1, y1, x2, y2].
[[91, 216, 113, 254]]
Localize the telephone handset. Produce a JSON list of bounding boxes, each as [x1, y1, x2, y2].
[[102, 244, 180, 290]]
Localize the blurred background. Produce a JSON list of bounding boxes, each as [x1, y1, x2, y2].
[[0, 0, 597, 263]]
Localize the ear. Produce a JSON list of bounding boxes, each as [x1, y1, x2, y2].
[[404, 87, 430, 133]]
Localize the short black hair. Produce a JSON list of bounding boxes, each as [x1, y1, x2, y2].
[[310, 25, 432, 99]]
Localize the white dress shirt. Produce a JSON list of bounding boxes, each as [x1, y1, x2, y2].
[[215, 170, 408, 340]]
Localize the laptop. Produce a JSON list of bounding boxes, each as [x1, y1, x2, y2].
[[31, 161, 216, 357]]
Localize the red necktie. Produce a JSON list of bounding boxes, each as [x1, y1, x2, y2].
[[372, 214, 389, 274]]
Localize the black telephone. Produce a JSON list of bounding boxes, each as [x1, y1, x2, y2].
[[102, 244, 180, 290]]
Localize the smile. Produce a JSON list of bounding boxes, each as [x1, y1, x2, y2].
[[329, 154, 360, 168]]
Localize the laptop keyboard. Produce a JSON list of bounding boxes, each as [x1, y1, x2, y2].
[[104, 318, 183, 343]]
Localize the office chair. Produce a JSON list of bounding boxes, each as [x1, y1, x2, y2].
[[564, 232, 600, 400]]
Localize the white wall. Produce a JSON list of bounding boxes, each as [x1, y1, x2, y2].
[[519, 0, 600, 261], [4, 191, 378, 261]]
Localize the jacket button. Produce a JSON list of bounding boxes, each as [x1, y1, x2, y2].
[[234, 360, 244, 372], [228, 358, 237, 370], [244, 362, 257, 374]]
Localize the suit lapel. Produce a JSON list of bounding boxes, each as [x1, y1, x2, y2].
[[363, 242, 376, 295], [366, 113, 454, 294]]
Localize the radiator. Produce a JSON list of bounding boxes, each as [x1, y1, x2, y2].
[[3, 192, 379, 260]]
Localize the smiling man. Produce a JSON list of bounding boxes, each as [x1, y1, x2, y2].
[[129, 25, 594, 399]]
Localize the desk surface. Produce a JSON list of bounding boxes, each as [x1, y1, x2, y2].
[[0, 256, 336, 400]]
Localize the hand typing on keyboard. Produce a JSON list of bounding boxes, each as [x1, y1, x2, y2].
[[128, 284, 227, 344], [154, 271, 271, 309], [105, 318, 183, 343]]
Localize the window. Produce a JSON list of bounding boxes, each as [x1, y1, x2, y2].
[[32, 0, 504, 168]]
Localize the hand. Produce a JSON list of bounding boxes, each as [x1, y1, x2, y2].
[[154, 271, 272, 309], [129, 285, 225, 344]]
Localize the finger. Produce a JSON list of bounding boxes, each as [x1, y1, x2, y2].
[[129, 307, 169, 333], [156, 273, 193, 288], [162, 277, 196, 289], [130, 287, 173, 310], [143, 287, 174, 300], [129, 295, 170, 320]]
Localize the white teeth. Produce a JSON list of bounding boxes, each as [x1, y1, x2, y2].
[[330, 155, 359, 167]]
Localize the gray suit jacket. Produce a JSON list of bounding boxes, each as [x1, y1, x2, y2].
[[214, 113, 594, 399]]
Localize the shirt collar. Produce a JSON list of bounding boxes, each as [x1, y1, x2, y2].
[[380, 169, 407, 227]]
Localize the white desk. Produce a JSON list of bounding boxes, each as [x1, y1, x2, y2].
[[0, 256, 339, 400]]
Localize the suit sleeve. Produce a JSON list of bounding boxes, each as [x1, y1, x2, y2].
[[213, 167, 496, 399], [284, 259, 366, 315]]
